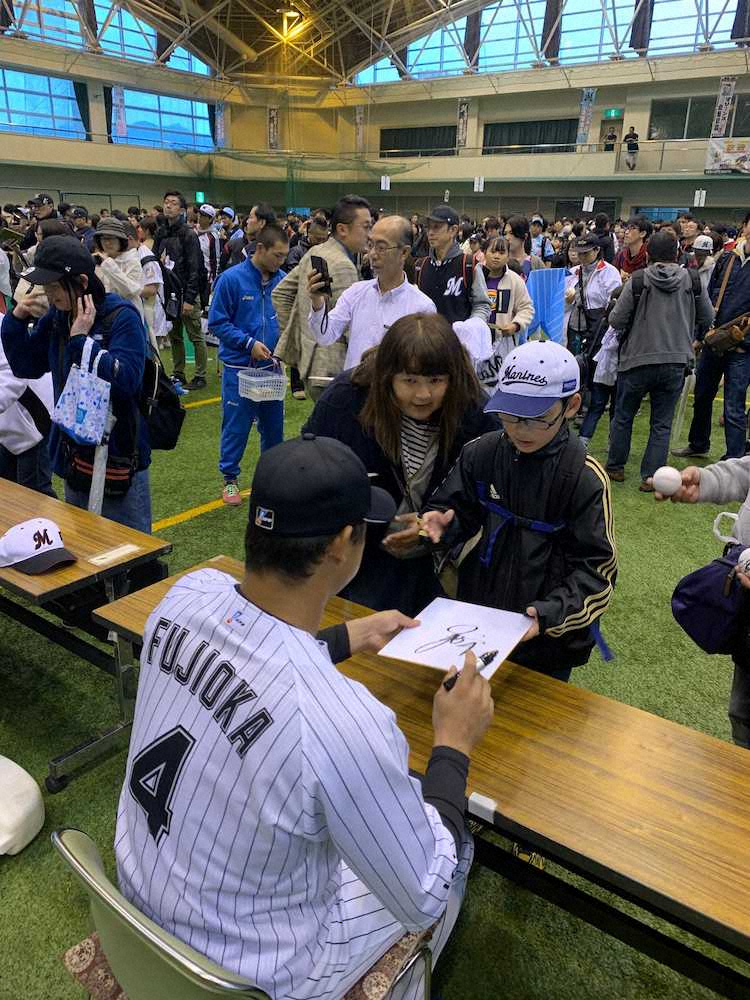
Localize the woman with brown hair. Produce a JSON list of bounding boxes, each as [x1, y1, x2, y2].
[[303, 312, 498, 614]]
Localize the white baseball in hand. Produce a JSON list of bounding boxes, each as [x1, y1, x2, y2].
[[652, 466, 683, 496]]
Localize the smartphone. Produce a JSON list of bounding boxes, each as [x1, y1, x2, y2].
[[310, 255, 332, 296]]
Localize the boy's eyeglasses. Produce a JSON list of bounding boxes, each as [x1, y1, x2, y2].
[[500, 406, 566, 431]]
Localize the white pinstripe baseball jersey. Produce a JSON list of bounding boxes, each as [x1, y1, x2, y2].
[[115, 569, 459, 999]]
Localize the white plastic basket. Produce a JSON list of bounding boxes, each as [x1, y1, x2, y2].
[[238, 364, 287, 402]]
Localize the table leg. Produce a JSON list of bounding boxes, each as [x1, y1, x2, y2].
[[46, 573, 136, 793]]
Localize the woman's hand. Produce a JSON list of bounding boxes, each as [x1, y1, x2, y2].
[[69, 294, 97, 338], [381, 513, 422, 556]]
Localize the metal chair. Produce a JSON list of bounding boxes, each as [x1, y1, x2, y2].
[[52, 828, 270, 999], [53, 828, 432, 1000]]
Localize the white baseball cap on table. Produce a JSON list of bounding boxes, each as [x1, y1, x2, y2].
[[485, 341, 580, 418], [0, 518, 76, 574], [199, 204, 217, 218]]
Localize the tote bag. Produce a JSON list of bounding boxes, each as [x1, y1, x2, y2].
[[52, 337, 110, 446]]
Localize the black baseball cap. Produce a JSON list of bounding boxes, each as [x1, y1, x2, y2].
[[250, 434, 396, 537], [427, 205, 459, 227], [71, 207, 89, 220], [30, 193, 54, 207], [574, 234, 599, 253], [20, 235, 96, 285]]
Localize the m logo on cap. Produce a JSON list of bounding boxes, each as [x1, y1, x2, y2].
[[255, 507, 275, 531], [33, 528, 53, 550]]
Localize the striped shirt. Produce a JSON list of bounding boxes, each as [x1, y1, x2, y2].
[[401, 415, 439, 480], [115, 569, 457, 1000]]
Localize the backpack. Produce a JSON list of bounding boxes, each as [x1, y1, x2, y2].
[[140, 253, 181, 322], [99, 306, 186, 451], [618, 268, 702, 356]]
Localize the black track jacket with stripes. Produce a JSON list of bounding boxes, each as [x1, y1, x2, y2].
[[425, 426, 616, 671]]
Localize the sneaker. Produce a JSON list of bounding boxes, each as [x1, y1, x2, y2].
[[222, 482, 243, 506], [172, 382, 188, 397], [639, 479, 655, 493], [579, 435, 590, 449], [512, 842, 545, 870], [185, 376, 207, 391], [605, 467, 625, 482], [671, 445, 710, 458], [170, 374, 184, 385], [292, 389, 307, 401]]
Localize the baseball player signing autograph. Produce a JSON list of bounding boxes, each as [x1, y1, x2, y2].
[[116, 433, 494, 1000]]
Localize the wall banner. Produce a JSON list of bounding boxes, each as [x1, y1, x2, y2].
[[576, 87, 597, 145]]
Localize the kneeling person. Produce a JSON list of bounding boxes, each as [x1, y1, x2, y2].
[[209, 224, 289, 506], [422, 341, 617, 680], [116, 434, 493, 1000]]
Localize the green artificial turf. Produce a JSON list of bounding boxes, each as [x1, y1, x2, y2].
[[0, 351, 744, 1000]]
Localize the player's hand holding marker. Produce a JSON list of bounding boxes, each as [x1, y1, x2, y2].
[[433, 651, 494, 757]]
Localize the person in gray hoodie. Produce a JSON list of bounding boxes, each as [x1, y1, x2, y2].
[[605, 230, 714, 490], [656, 458, 750, 749]]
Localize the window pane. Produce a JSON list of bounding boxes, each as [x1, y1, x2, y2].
[[734, 97, 750, 138], [649, 99, 689, 140], [686, 96, 715, 139]]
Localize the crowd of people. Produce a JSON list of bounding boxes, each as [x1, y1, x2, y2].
[[2, 186, 750, 999]]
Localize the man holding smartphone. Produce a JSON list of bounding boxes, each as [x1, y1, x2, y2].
[[306, 215, 436, 369], [274, 194, 372, 399]]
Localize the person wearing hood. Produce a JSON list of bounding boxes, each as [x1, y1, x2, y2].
[[92, 217, 146, 323], [413, 205, 492, 364], [605, 230, 713, 489]]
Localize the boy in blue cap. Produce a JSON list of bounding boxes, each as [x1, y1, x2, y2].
[[422, 340, 617, 679]]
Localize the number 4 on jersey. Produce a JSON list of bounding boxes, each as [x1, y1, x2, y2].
[[128, 726, 195, 844]]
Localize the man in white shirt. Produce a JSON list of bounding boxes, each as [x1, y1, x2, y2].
[[195, 204, 221, 298], [307, 215, 435, 369]]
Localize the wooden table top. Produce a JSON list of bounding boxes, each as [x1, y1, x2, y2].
[[0, 480, 171, 603], [94, 554, 750, 952]]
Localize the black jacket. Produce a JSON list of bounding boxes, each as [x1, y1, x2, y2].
[[153, 218, 204, 306], [593, 229, 616, 264], [303, 372, 499, 615], [425, 426, 617, 670]]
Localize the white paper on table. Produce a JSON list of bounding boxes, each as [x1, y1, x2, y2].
[[379, 597, 532, 678]]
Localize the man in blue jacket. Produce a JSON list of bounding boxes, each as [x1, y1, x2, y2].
[[209, 224, 289, 506], [0, 235, 151, 532]]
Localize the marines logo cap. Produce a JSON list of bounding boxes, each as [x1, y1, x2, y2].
[[249, 434, 396, 537], [0, 518, 76, 574], [485, 341, 580, 418]]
